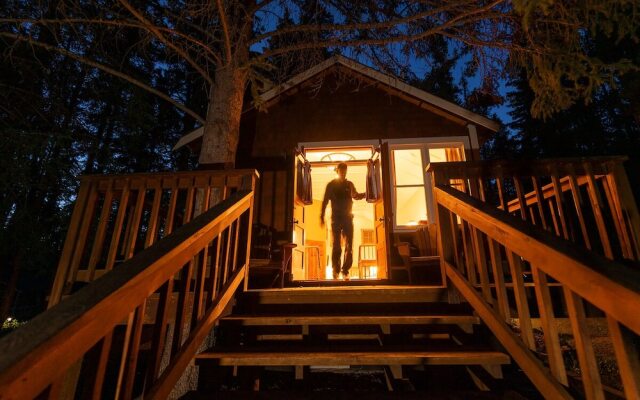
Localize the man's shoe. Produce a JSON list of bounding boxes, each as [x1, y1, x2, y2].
[[343, 274, 350, 281], [332, 272, 339, 280]]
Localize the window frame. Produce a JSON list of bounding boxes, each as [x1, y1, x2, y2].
[[388, 139, 468, 231]]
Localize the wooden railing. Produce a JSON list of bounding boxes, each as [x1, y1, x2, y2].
[[430, 159, 640, 399], [49, 169, 258, 307], [0, 190, 255, 399], [428, 156, 640, 263]]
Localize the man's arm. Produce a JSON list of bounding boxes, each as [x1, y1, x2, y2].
[[350, 181, 366, 200], [320, 183, 331, 225]]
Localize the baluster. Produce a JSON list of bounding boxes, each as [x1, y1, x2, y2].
[[243, 193, 256, 291], [506, 251, 535, 350], [477, 177, 486, 202], [124, 182, 147, 259], [164, 180, 179, 236], [448, 211, 462, 269], [46, 379, 63, 400], [120, 302, 146, 399], [607, 317, 640, 399], [549, 167, 570, 240], [183, 185, 196, 225], [437, 202, 461, 302], [223, 225, 233, 283], [115, 310, 136, 400], [472, 228, 492, 304], [232, 219, 241, 273], [172, 262, 194, 358], [610, 162, 640, 259], [144, 180, 162, 248], [513, 176, 528, 221], [68, 180, 99, 283], [106, 181, 131, 271], [529, 206, 537, 226], [531, 266, 568, 385], [496, 177, 507, 211], [583, 162, 614, 259], [120, 208, 135, 257], [564, 289, 604, 400], [146, 279, 174, 386], [488, 239, 510, 321], [49, 178, 93, 306], [566, 165, 592, 250], [210, 232, 224, 300], [602, 174, 633, 260], [191, 247, 209, 329], [89, 331, 113, 400], [460, 221, 477, 284], [547, 198, 561, 237], [88, 180, 114, 280], [531, 176, 549, 231]]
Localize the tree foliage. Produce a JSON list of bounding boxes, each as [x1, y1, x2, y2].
[[3, 0, 637, 165]]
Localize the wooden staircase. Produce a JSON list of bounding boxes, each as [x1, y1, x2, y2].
[[2, 158, 639, 400], [190, 286, 512, 396]]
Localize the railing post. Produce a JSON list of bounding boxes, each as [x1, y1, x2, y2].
[[48, 177, 92, 308], [431, 168, 460, 301], [609, 161, 640, 260], [243, 173, 258, 291]]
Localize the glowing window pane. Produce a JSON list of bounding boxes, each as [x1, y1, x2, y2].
[[428, 148, 448, 163], [395, 187, 427, 226], [393, 149, 424, 185]]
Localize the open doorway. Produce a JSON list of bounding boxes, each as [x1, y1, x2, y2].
[[291, 146, 381, 281]]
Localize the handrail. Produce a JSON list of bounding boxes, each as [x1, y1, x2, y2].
[[49, 169, 258, 307], [428, 156, 640, 263], [434, 184, 640, 399], [0, 190, 254, 399]]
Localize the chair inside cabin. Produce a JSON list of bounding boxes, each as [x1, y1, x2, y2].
[[358, 229, 377, 279], [394, 224, 440, 284]]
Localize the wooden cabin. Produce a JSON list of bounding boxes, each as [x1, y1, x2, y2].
[[175, 55, 499, 284], [1, 56, 639, 400]]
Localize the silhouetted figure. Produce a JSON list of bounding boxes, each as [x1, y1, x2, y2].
[[320, 163, 365, 280]]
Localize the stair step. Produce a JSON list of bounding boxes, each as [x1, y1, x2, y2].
[[182, 390, 516, 399], [241, 286, 447, 305], [196, 349, 510, 367], [221, 314, 479, 326]]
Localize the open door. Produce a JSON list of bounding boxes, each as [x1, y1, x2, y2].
[[370, 143, 393, 279], [291, 149, 311, 280]]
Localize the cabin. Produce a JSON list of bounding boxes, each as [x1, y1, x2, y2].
[[1, 56, 639, 400], [176, 55, 499, 284]]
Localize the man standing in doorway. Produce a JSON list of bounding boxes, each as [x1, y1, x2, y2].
[[320, 162, 366, 280]]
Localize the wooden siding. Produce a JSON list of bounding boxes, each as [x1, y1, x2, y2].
[[250, 73, 470, 158]]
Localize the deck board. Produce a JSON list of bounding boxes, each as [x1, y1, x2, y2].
[[196, 350, 510, 366]]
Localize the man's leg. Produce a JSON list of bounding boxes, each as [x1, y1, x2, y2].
[[331, 220, 342, 278], [341, 216, 354, 277]]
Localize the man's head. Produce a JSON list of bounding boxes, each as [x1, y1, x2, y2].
[[335, 162, 348, 180]]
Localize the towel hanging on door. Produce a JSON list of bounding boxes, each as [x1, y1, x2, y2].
[[366, 159, 380, 203], [297, 160, 313, 205]]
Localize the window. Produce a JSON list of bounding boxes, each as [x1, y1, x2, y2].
[[390, 144, 465, 228]]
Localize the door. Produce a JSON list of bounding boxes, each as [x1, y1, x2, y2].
[[372, 143, 393, 279], [291, 149, 311, 280]]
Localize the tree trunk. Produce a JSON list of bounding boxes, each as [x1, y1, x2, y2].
[[199, 66, 248, 167], [0, 252, 21, 323]]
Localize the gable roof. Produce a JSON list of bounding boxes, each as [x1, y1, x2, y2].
[[174, 55, 499, 151]]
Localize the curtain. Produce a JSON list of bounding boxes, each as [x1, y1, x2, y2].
[[366, 159, 381, 203], [297, 159, 313, 205]]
